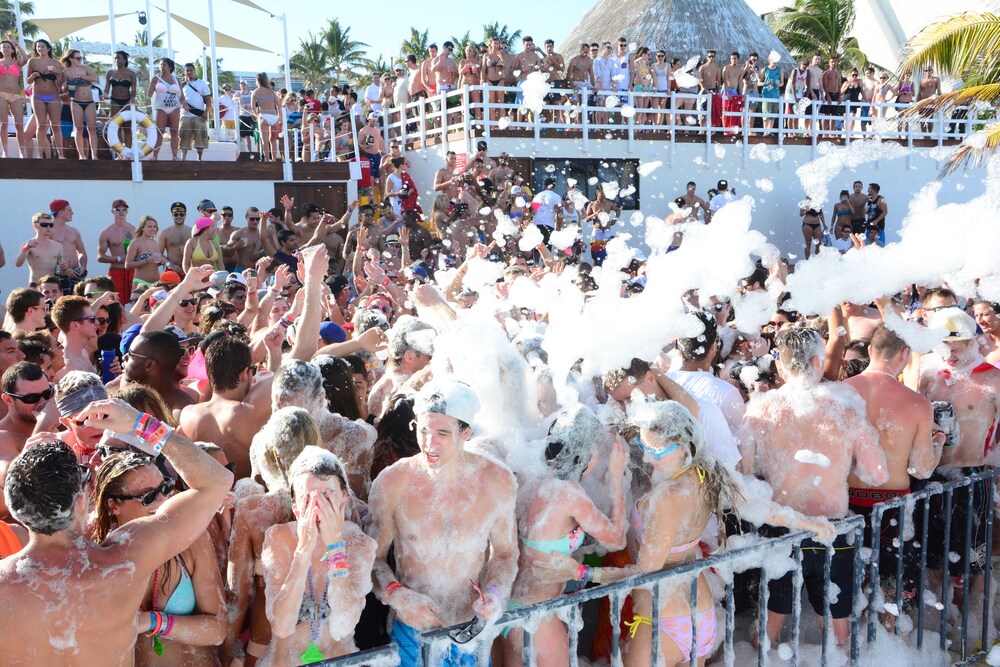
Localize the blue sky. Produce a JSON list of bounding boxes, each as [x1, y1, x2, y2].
[[31, 0, 584, 73]]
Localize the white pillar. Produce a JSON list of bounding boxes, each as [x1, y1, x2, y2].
[[207, 0, 220, 130], [107, 0, 117, 55], [145, 0, 153, 75], [165, 0, 173, 60], [282, 13, 291, 92]]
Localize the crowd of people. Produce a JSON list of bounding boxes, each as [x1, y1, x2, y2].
[[0, 31, 955, 161], [0, 163, 996, 667]]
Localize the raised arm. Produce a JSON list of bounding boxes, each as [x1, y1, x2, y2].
[[651, 368, 699, 419], [289, 244, 327, 360], [142, 266, 213, 332]]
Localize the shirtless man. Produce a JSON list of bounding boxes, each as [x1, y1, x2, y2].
[[420, 44, 439, 99], [368, 380, 517, 664], [230, 207, 264, 270], [159, 201, 192, 275], [917, 67, 941, 133], [514, 36, 544, 121], [848, 180, 868, 234], [0, 362, 51, 520], [343, 204, 384, 261], [678, 181, 708, 221], [722, 52, 744, 95], [367, 316, 436, 419], [0, 399, 231, 666], [806, 54, 824, 105], [406, 54, 424, 99], [47, 199, 87, 294], [698, 50, 722, 93], [918, 308, 1000, 616], [216, 205, 241, 271], [434, 151, 462, 201], [432, 41, 460, 94], [358, 114, 386, 188], [541, 39, 565, 86], [50, 296, 99, 378], [289, 202, 350, 273], [974, 300, 1000, 367], [96, 199, 136, 299], [565, 43, 595, 121], [14, 213, 63, 287], [122, 330, 196, 417], [845, 324, 942, 614], [821, 57, 843, 133], [740, 328, 887, 645]]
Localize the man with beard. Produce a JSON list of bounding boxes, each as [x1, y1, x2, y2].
[[919, 308, 1000, 618]]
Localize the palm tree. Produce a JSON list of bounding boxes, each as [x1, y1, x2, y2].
[[321, 19, 367, 84], [0, 1, 39, 39], [290, 34, 330, 90], [898, 11, 1000, 174], [450, 30, 477, 56], [352, 53, 392, 88], [132, 29, 166, 83], [400, 27, 430, 62], [482, 22, 522, 49], [767, 0, 869, 69]]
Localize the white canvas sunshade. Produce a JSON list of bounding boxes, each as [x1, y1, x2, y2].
[[31, 14, 132, 43], [167, 12, 270, 52]]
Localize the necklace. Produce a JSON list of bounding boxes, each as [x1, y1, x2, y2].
[[865, 369, 899, 380], [301, 567, 327, 664]]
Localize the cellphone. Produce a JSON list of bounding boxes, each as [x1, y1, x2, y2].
[[246, 269, 257, 279]]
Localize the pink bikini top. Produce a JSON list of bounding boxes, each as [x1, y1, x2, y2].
[[0, 62, 20, 76], [631, 498, 701, 554]]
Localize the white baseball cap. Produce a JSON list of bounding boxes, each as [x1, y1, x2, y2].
[[415, 380, 480, 428]]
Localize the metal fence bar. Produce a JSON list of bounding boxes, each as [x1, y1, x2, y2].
[[651, 581, 661, 666], [894, 498, 908, 635], [960, 482, 974, 660], [821, 543, 833, 666], [758, 563, 769, 667], [689, 576, 699, 667], [849, 522, 864, 665], [313, 644, 400, 666], [867, 507, 883, 643], [567, 603, 580, 667], [982, 477, 995, 650], [610, 591, 622, 666], [791, 544, 802, 667], [724, 580, 735, 667], [916, 495, 930, 649]]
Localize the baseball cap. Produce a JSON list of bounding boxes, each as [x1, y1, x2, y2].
[[119, 323, 143, 355], [111, 198, 129, 209], [929, 308, 976, 341], [414, 379, 480, 428], [394, 64, 404, 71], [196, 199, 217, 213], [193, 217, 215, 236], [404, 265, 430, 283], [225, 272, 248, 287], [159, 270, 181, 286], [164, 324, 202, 344], [49, 199, 69, 214], [367, 112, 379, 121], [319, 321, 347, 344], [170, 202, 187, 213]]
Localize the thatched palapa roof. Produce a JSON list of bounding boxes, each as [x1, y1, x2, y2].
[[560, 0, 794, 67]]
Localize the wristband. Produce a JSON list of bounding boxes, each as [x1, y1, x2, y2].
[[575, 564, 592, 583], [161, 614, 174, 637], [385, 581, 402, 601], [278, 317, 291, 329], [146, 423, 174, 451], [380, 277, 390, 287]]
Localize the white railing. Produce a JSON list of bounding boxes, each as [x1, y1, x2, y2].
[[375, 84, 983, 167]]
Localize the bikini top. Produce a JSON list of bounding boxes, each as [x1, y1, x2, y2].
[[162, 555, 197, 616], [520, 526, 585, 556], [39, 71, 58, 81], [109, 77, 132, 90], [630, 499, 701, 553], [0, 62, 20, 77], [155, 76, 180, 94], [899, 84, 913, 94]]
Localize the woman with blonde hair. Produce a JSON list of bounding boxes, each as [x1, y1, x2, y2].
[[125, 216, 166, 286], [252, 72, 281, 161]]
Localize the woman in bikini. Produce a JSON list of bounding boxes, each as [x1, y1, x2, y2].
[[225, 408, 320, 667], [501, 406, 628, 667], [93, 450, 225, 667], [630, 47, 654, 127], [125, 215, 165, 287], [460, 44, 482, 120], [183, 218, 222, 274], [0, 38, 28, 158], [26, 38, 63, 159], [259, 446, 376, 666], [104, 51, 139, 151], [800, 202, 825, 259], [252, 72, 281, 162], [148, 58, 184, 160], [481, 37, 506, 122], [59, 50, 99, 160]]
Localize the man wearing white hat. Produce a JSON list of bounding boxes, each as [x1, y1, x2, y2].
[[368, 379, 517, 666], [919, 307, 1000, 612]]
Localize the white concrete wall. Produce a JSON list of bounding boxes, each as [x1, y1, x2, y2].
[[403, 135, 985, 259]]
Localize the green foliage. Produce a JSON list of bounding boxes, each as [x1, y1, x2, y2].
[[400, 28, 430, 62], [768, 0, 871, 70], [0, 1, 39, 39], [482, 22, 522, 49]]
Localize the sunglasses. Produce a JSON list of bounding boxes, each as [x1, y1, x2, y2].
[[96, 443, 128, 459], [172, 212, 186, 217], [203, 209, 217, 215], [247, 216, 261, 222], [85, 291, 106, 298], [124, 350, 154, 363], [75, 315, 97, 324], [631, 435, 682, 461], [6, 385, 55, 404], [111, 477, 176, 506], [113, 207, 128, 212], [95, 317, 109, 326], [178, 298, 195, 307], [79, 463, 92, 486], [37, 221, 54, 228], [221, 213, 233, 218]]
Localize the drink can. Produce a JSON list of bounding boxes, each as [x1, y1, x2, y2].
[[933, 401, 957, 447]]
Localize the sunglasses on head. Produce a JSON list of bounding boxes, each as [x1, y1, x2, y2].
[[631, 435, 682, 461], [6, 385, 55, 404], [111, 477, 176, 506], [37, 221, 54, 228]]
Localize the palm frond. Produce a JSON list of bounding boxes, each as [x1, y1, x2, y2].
[[898, 12, 1000, 77], [941, 120, 1000, 175], [901, 83, 1000, 116]]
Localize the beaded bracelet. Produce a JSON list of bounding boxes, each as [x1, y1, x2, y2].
[[146, 611, 164, 637]]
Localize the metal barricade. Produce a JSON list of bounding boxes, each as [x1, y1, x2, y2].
[[314, 469, 998, 667]]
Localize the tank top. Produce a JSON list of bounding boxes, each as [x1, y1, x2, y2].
[[653, 63, 670, 91], [153, 75, 181, 111], [865, 196, 884, 229]]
